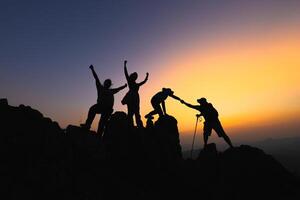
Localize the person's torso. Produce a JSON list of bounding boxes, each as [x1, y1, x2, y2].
[[151, 91, 168, 103], [97, 87, 114, 108], [200, 103, 218, 121], [128, 81, 139, 92]]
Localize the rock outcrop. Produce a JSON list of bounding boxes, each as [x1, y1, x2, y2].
[[1, 100, 299, 200]]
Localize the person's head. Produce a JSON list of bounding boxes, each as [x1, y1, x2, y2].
[[162, 88, 174, 96], [197, 97, 207, 105], [104, 79, 112, 89], [129, 72, 138, 82]]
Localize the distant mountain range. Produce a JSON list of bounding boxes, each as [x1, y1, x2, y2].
[[183, 137, 300, 175], [252, 137, 300, 174]]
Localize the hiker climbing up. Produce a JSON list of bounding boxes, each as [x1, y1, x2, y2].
[[81, 65, 127, 136], [122, 60, 149, 128], [145, 88, 181, 119], [180, 97, 234, 148]]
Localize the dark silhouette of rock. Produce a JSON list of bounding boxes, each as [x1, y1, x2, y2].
[[145, 116, 154, 129], [102, 111, 132, 159], [1, 101, 299, 200], [219, 145, 295, 199], [199, 142, 218, 157], [0, 98, 8, 106], [153, 115, 182, 165], [0, 102, 70, 200], [192, 144, 300, 199]]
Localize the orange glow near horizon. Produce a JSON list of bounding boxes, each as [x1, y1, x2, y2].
[[137, 28, 300, 136], [3, 1, 300, 147], [82, 27, 300, 141]]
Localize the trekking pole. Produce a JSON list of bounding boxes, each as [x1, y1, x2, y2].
[[190, 114, 201, 158]]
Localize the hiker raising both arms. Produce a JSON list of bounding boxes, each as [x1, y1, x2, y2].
[[81, 65, 127, 136], [122, 60, 149, 128]]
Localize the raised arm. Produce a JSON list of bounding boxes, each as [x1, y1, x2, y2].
[[124, 60, 129, 82], [89, 65, 102, 87], [111, 84, 127, 94], [138, 72, 149, 86], [180, 100, 200, 111]]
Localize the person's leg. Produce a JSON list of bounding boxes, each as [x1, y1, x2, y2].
[[151, 102, 163, 117], [135, 108, 144, 128], [145, 110, 157, 118], [135, 113, 143, 128], [127, 105, 134, 127], [145, 102, 162, 118], [203, 122, 212, 148], [214, 120, 233, 148], [81, 104, 98, 129], [97, 110, 112, 137], [155, 104, 164, 117], [223, 134, 233, 148]]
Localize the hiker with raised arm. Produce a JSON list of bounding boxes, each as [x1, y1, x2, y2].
[[145, 88, 181, 119], [180, 97, 234, 148], [122, 60, 149, 128], [81, 65, 127, 136]]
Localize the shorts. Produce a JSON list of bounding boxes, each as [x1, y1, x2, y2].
[[203, 119, 226, 137]]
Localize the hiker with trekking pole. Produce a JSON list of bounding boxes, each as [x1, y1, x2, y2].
[[180, 97, 234, 150], [190, 113, 202, 158]]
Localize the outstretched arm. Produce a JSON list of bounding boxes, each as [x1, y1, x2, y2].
[[169, 94, 181, 101], [162, 101, 166, 115], [89, 65, 102, 87], [138, 72, 149, 86], [180, 100, 200, 111], [124, 60, 129, 83], [111, 84, 127, 94]]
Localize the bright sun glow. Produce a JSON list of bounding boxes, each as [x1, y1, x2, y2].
[[138, 29, 300, 136]]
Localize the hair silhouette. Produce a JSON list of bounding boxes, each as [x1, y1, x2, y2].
[[145, 88, 181, 119], [180, 97, 233, 148], [121, 60, 148, 128], [80, 65, 127, 136]]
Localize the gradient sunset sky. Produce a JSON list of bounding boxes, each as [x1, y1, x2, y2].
[[1, 0, 300, 149]]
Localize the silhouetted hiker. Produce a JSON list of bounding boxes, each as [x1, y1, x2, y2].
[[145, 88, 181, 119], [80, 65, 127, 136], [121, 60, 149, 128], [180, 98, 234, 148]]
